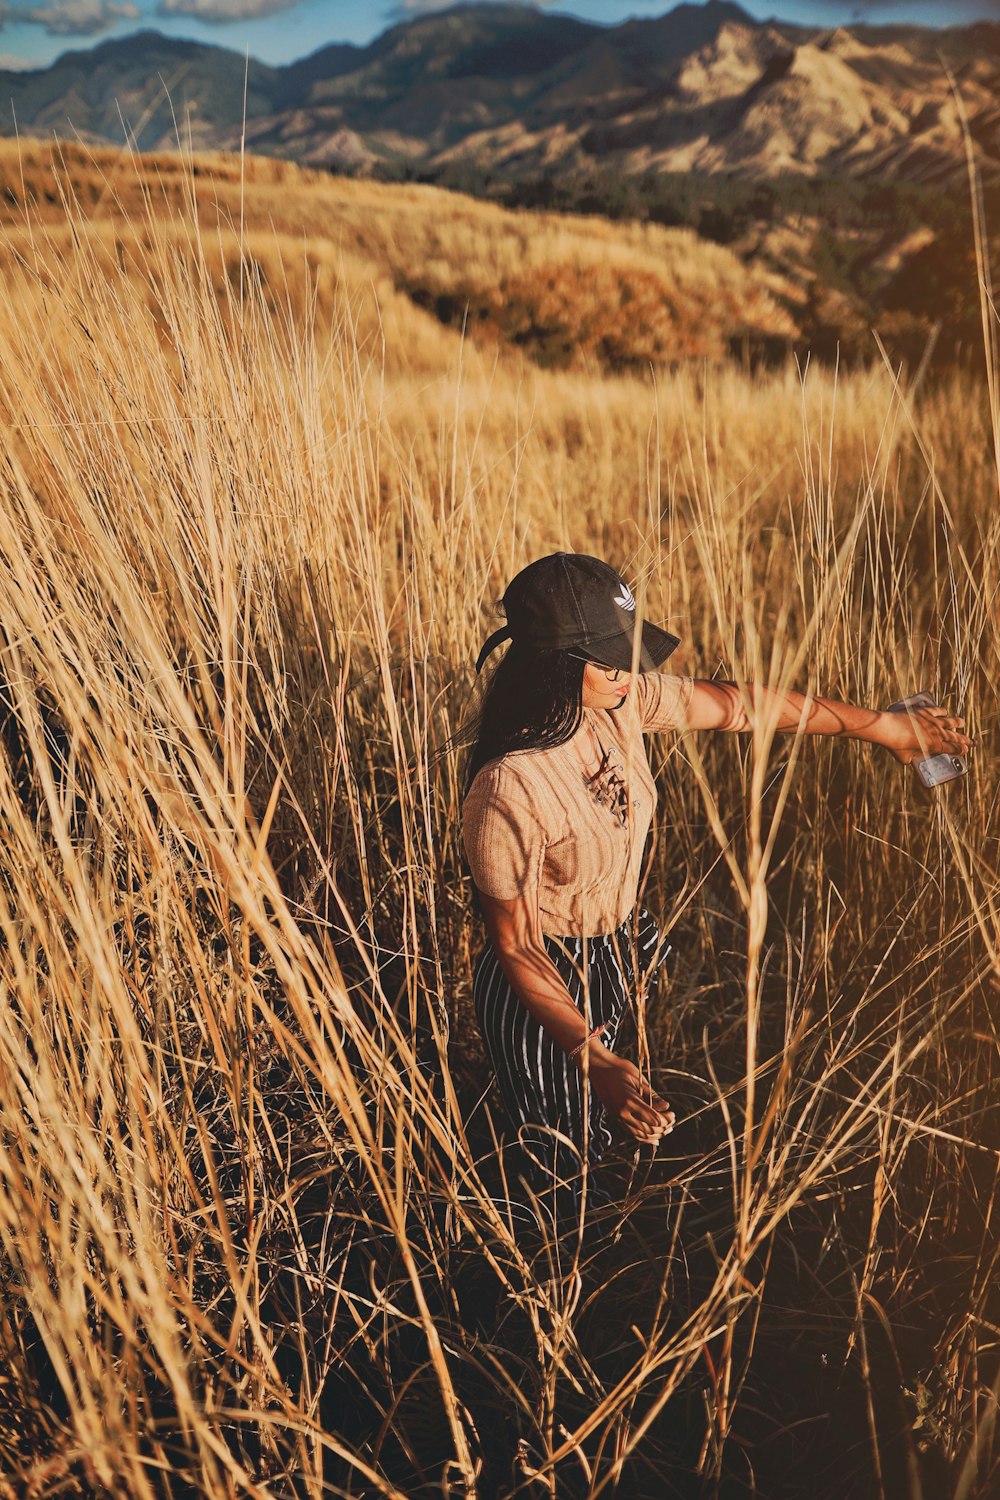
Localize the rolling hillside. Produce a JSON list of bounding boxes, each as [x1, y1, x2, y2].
[[0, 138, 798, 374], [0, 3, 992, 367]]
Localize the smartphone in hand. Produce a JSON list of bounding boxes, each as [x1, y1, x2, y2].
[[884, 690, 969, 789]]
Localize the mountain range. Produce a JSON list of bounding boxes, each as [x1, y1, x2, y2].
[[0, 1, 997, 190], [0, 2, 994, 369]]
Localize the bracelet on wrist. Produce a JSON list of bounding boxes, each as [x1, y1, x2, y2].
[[567, 1023, 607, 1062]]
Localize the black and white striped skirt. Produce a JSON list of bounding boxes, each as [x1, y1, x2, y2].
[[473, 905, 666, 1222]]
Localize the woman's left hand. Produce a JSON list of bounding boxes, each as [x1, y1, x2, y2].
[[879, 704, 975, 766]]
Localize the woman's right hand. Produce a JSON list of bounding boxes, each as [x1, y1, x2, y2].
[[583, 1049, 675, 1144], [475, 890, 677, 1144]]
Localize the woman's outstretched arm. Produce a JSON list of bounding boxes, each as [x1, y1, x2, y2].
[[680, 680, 974, 764]]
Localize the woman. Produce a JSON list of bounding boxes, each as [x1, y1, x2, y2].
[[462, 552, 973, 1228]]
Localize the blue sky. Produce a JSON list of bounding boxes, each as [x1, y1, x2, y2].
[[0, 0, 998, 72]]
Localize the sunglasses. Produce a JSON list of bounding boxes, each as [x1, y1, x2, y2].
[[565, 652, 626, 683]]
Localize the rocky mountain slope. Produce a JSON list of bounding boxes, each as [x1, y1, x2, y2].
[[0, 2, 996, 188], [0, 3, 992, 368]]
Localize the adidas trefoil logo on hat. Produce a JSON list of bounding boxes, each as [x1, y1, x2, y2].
[[613, 582, 636, 612]]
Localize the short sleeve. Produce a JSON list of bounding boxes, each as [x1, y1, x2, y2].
[[633, 671, 694, 732], [462, 760, 546, 901]]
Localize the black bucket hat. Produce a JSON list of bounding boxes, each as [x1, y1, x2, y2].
[[475, 553, 681, 674]]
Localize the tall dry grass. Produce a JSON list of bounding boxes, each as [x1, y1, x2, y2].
[[0, 140, 996, 1498]]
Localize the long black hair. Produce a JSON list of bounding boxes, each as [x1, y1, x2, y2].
[[462, 642, 585, 795]]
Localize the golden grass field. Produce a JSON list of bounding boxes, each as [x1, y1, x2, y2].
[[0, 140, 997, 1498]]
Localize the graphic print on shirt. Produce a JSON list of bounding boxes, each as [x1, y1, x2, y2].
[[584, 744, 630, 827]]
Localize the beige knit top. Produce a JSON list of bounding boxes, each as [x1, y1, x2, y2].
[[462, 671, 694, 936]]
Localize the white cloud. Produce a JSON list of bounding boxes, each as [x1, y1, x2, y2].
[[389, 0, 538, 12], [20, 0, 140, 35], [157, 0, 303, 20], [0, 49, 34, 66]]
